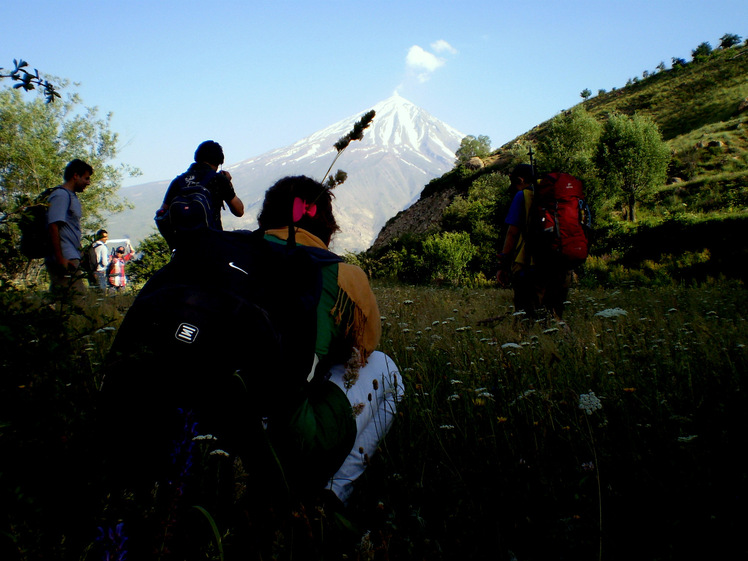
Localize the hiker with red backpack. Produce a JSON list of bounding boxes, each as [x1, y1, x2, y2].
[[496, 164, 591, 319]]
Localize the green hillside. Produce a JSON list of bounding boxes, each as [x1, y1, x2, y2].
[[368, 43, 748, 285]]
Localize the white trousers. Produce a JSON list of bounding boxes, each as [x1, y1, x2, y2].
[[326, 351, 404, 504]]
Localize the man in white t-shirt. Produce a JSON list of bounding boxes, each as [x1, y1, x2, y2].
[[92, 229, 110, 291]]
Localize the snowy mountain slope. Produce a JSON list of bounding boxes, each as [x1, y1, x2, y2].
[[106, 94, 464, 253]]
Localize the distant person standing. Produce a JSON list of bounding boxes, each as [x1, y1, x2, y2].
[[157, 140, 244, 247], [107, 244, 135, 292], [92, 229, 110, 291], [496, 164, 571, 319], [46, 159, 93, 299]]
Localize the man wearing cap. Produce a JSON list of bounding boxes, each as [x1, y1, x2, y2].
[[159, 140, 244, 238]]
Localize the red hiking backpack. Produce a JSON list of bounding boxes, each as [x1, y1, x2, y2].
[[527, 172, 592, 268]]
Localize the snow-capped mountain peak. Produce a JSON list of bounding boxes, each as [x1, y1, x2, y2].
[[106, 96, 465, 253]]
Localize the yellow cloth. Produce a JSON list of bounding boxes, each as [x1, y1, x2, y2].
[[265, 228, 381, 363], [512, 189, 535, 272]]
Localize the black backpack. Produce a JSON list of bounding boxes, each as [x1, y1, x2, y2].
[[155, 170, 220, 245], [18, 186, 64, 259], [99, 228, 342, 492], [79, 240, 102, 277]]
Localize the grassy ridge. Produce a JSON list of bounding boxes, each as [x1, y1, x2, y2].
[[583, 46, 748, 140], [376, 45, 748, 284]]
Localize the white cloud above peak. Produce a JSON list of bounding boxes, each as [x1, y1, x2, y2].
[[405, 39, 457, 82], [431, 39, 457, 55]]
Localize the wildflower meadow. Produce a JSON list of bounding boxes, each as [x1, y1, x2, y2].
[[1, 280, 747, 560]]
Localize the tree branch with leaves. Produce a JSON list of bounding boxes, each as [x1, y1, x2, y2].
[[1, 59, 60, 103]]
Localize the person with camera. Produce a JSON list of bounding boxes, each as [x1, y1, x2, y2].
[[157, 140, 244, 247]]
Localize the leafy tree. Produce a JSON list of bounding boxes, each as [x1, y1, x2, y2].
[[0, 86, 139, 278], [719, 33, 742, 49], [595, 112, 670, 222], [580, 88, 592, 100], [656, 61, 666, 72], [442, 172, 509, 275], [127, 232, 171, 286], [691, 42, 713, 62], [536, 107, 605, 214], [537, 107, 602, 178], [671, 57, 687, 69], [455, 135, 491, 166], [421, 231, 476, 284]]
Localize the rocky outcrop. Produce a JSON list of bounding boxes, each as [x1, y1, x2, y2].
[[466, 156, 484, 170], [370, 186, 460, 250]]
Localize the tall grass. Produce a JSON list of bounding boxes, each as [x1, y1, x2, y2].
[[1, 281, 746, 559], [349, 281, 748, 559]]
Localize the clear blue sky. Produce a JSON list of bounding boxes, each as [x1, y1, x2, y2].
[[4, 0, 746, 187]]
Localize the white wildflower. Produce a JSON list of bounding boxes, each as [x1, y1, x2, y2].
[[210, 449, 230, 457], [578, 391, 603, 415], [595, 308, 628, 318], [501, 343, 522, 349], [193, 434, 218, 441], [447, 394, 460, 401]]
